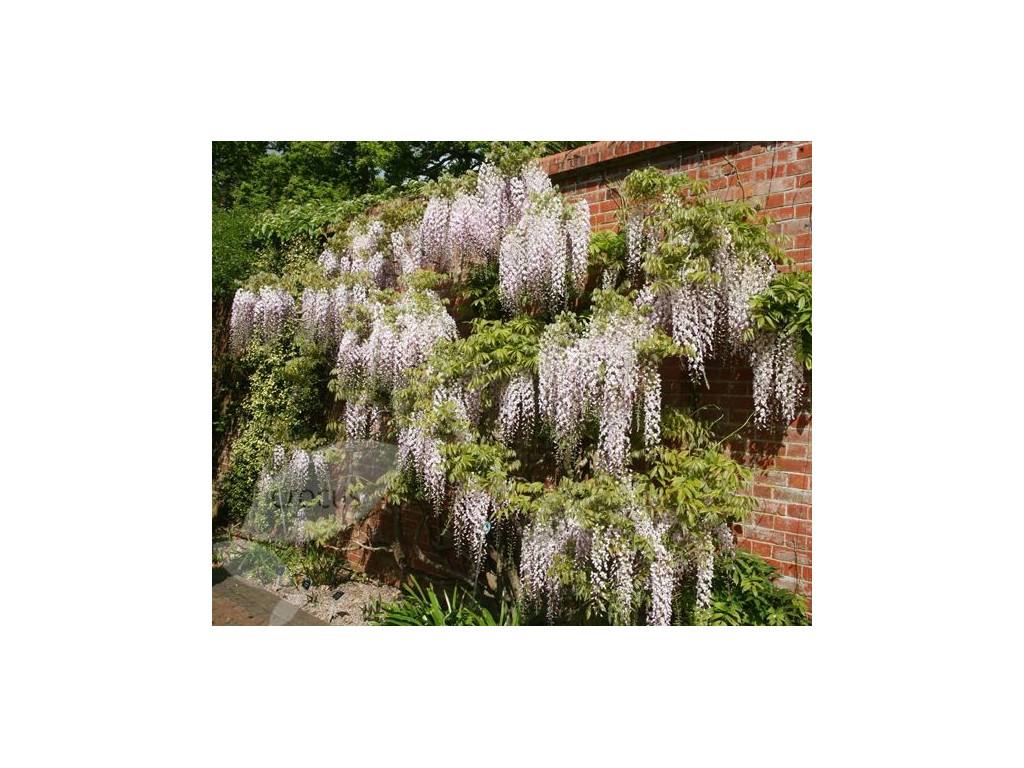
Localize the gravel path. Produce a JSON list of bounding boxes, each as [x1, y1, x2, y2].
[[212, 540, 401, 626]]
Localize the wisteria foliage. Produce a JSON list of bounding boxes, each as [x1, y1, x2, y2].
[[626, 191, 805, 425]]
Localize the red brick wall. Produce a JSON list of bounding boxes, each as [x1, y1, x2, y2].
[[541, 141, 813, 610]]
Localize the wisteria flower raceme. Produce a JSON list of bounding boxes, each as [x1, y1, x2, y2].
[[335, 290, 457, 392], [452, 486, 492, 574], [497, 372, 536, 443], [750, 332, 804, 428], [538, 305, 660, 475], [229, 286, 295, 352]]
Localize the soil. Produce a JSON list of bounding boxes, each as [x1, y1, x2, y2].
[[212, 548, 401, 626]]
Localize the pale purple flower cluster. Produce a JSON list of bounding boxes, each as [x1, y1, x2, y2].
[[311, 451, 330, 490], [635, 516, 674, 625], [344, 399, 385, 441], [229, 286, 296, 352], [626, 214, 657, 277], [497, 372, 536, 443], [614, 548, 635, 618], [285, 448, 311, 491], [397, 421, 446, 511], [300, 283, 368, 349], [694, 532, 715, 610], [334, 291, 457, 392], [538, 309, 659, 474], [252, 446, 333, 544], [640, 363, 661, 450], [419, 161, 590, 309], [519, 516, 584, 622], [643, 229, 775, 388], [716, 523, 736, 557], [750, 332, 804, 428], [452, 486, 492, 573], [498, 193, 590, 313], [338, 220, 387, 285], [420, 162, 530, 272], [588, 526, 634, 618], [391, 227, 423, 276], [318, 248, 340, 277]]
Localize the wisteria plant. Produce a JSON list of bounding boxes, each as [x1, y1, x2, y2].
[[218, 150, 810, 625]]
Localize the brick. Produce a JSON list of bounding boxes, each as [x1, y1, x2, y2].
[[757, 500, 787, 516], [796, 143, 811, 159], [775, 456, 811, 473], [768, 206, 795, 221], [772, 548, 797, 563], [772, 486, 812, 504], [790, 187, 813, 204], [794, 204, 812, 218], [743, 526, 786, 547], [785, 442, 808, 458], [796, 173, 812, 188], [775, 516, 812, 536], [773, 560, 799, 578], [794, 233, 812, 248], [786, 159, 812, 176], [735, 156, 754, 172], [772, 147, 795, 163], [746, 540, 772, 557], [787, 473, 811, 491], [773, 575, 799, 592], [768, 176, 796, 191], [766, 193, 786, 208]]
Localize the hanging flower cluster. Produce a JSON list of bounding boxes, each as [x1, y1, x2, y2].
[[343, 398, 385, 441], [317, 221, 388, 285], [334, 291, 457, 392], [451, 486, 494, 574], [229, 286, 296, 353], [750, 332, 804, 428], [519, 474, 741, 626], [634, 515, 674, 625], [537, 305, 660, 474], [421, 162, 535, 270], [588, 525, 635, 621], [626, 214, 658, 277], [643, 230, 775, 387], [251, 446, 332, 544], [299, 283, 369, 349], [419, 161, 590, 311], [391, 225, 424, 276], [498, 193, 590, 313], [496, 372, 536, 443], [397, 421, 446, 511], [519, 515, 585, 622]]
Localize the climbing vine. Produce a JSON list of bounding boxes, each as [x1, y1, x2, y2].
[[218, 150, 811, 625]]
